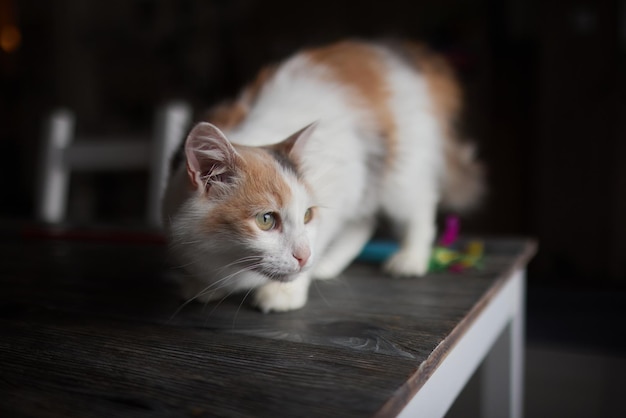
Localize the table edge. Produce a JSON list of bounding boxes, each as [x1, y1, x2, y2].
[[374, 239, 538, 417]]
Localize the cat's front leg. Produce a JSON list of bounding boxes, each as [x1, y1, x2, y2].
[[252, 274, 311, 313], [313, 218, 376, 279], [384, 202, 437, 277]]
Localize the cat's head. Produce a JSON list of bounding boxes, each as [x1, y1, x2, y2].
[[177, 122, 318, 283]]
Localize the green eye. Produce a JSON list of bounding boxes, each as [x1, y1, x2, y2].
[[255, 212, 276, 231], [304, 207, 313, 224]]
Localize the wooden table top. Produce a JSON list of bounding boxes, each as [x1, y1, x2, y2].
[[0, 231, 535, 417]]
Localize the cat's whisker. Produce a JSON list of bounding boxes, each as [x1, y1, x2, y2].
[[191, 261, 272, 303], [168, 263, 261, 322], [167, 298, 194, 323], [195, 265, 257, 296], [174, 254, 263, 273], [172, 259, 205, 269], [200, 262, 276, 323], [217, 256, 264, 273], [203, 287, 241, 327], [312, 279, 331, 307], [172, 258, 218, 270], [231, 287, 255, 329], [172, 237, 205, 246]]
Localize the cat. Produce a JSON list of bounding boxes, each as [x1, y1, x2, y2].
[[162, 40, 484, 313]]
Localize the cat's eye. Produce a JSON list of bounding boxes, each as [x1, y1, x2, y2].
[[304, 207, 313, 224], [255, 212, 277, 231]]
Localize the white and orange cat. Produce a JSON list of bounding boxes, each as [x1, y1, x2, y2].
[[162, 40, 483, 313]]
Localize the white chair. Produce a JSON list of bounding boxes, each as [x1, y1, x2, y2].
[[36, 101, 192, 227]]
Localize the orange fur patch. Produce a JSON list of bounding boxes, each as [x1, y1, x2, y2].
[[243, 64, 278, 104], [398, 41, 462, 137], [305, 41, 397, 167], [204, 65, 278, 132], [204, 100, 247, 131], [203, 147, 293, 237]]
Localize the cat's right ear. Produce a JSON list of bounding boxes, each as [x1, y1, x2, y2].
[[184, 122, 241, 193], [276, 121, 318, 160]]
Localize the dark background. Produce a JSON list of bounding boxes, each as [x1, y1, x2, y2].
[[1, 0, 625, 350]]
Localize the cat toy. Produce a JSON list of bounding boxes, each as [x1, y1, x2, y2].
[[358, 215, 484, 273]]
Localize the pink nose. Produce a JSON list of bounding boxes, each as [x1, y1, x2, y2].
[[293, 247, 311, 268]]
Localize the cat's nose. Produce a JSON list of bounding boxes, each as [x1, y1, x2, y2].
[[293, 247, 311, 268]]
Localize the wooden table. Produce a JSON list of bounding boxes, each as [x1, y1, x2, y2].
[[0, 231, 535, 417]]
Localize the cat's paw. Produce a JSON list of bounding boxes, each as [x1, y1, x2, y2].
[[384, 249, 430, 277], [253, 279, 309, 313]]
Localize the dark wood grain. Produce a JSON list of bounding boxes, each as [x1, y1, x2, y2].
[[0, 232, 535, 417]]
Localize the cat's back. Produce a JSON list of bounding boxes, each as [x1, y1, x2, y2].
[[208, 40, 450, 144]]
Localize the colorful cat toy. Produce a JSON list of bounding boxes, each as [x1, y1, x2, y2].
[[359, 215, 484, 273]]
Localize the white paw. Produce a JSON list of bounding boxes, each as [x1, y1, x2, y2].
[[384, 248, 430, 277], [252, 279, 309, 313]]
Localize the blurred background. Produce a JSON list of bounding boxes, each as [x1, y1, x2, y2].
[[1, 0, 625, 416]]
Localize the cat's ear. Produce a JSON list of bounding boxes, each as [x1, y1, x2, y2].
[[274, 121, 318, 159], [184, 122, 241, 193]]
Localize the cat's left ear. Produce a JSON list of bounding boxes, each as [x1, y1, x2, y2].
[[274, 122, 318, 160], [184, 122, 241, 193]]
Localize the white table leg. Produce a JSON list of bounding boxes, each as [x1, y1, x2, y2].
[[398, 269, 526, 418], [481, 269, 525, 418]]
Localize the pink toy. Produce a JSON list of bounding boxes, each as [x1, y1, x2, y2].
[[439, 215, 460, 247]]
